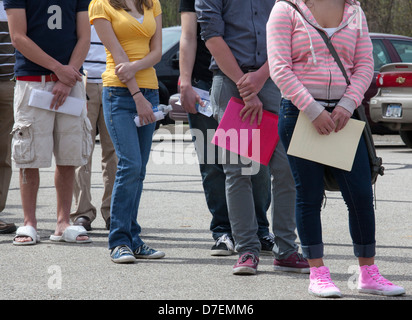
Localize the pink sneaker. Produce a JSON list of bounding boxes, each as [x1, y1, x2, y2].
[[233, 252, 259, 275], [358, 264, 405, 296], [308, 266, 342, 298]]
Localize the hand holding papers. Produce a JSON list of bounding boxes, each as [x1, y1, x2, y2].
[[287, 111, 365, 171], [28, 89, 85, 117], [211, 97, 279, 165]]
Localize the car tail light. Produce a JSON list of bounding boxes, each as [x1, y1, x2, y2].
[[376, 72, 412, 87]]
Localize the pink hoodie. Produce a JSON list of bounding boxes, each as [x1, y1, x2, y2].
[[267, 0, 374, 121]]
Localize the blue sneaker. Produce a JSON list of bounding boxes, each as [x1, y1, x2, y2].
[[134, 243, 165, 259], [110, 245, 136, 264]]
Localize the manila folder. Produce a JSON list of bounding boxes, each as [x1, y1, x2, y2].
[[287, 111, 365, 171]]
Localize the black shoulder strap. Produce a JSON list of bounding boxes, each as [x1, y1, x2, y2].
[[279, 0, 383, 177], [315, 30, 351, 86], [278, 0, 351, 85]]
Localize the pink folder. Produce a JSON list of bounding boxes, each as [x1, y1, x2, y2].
[[211, 97, 279, 165]]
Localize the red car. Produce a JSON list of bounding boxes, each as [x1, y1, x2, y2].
[[169, 33, 412, 134]]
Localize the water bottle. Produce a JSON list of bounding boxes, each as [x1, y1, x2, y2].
[[196, 100, 213, 117], [158, 103, 173, 114], [133, 104, 172, 127], [134, 110, 164, 127]]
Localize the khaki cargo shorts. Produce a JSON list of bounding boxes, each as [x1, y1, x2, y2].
[[11, 78, 93, 168]]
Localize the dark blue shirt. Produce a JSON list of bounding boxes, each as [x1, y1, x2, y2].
[[195, 0, 276, 71], [3, 0, 89, 76]]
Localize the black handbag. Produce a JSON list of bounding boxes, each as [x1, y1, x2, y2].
[[279, 0, 384, 191]]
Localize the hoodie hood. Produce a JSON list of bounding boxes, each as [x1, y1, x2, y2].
[[277, 0, 363, 33], [275, 0, 364, 65]]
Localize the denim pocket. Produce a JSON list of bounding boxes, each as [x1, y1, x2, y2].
[[142, 89, 159, 112], [11, 122, 34, 164], [280, 99, 299, 118], [108, 86, 131, 97], [279, 99, 300, 143]]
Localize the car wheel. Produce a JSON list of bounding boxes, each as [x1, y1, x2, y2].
[[399, 130, 412, 148]]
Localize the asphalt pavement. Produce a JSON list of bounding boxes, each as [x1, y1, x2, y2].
[[0, 123, 411, 309]]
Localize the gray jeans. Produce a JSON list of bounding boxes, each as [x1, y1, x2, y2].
[[210, 71, 298, 258]]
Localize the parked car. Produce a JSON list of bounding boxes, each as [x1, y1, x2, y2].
[[168, 32, 412, 131], [154, 26, 181, 126], [364, 33, 412, 134], [168, 92, 188, 122], [369, 63, 412, 147]]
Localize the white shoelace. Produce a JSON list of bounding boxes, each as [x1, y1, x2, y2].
[[216, 234, 234, 251], [117, 245, 132, 256], [367, 266, 394, 286], [314, 269, 337, 288]]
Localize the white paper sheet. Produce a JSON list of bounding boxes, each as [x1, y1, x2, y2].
[[28, 89, 85, 117]]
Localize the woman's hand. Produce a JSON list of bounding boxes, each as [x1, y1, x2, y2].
[[312, 110, 336, 135], [115, 61, 137, 83], [331, 106, 352, 132], [134, 92, 155, 126]]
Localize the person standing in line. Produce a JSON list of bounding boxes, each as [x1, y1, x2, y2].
[[71, 25, 118, 232], [267, 0, 405, 297], [5, 0, 92, 245], [179, 0, 274, 257], [0, 1, 16, 234], [89, 0, 165, 263], [196, 0, 309, 275]]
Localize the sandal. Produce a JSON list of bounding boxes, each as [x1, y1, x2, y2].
[[49, 225, 92, 244], [13, 226, 40, 246]]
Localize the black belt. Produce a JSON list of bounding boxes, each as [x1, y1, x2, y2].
[[213, 67, 260, 76], [316, 99, 340, 107], [240, 67, 259, 73]]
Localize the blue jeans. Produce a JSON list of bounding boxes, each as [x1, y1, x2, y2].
[[278, 99, 376, 259], [187, 79, 271, 240], [103, 87, 158, 251]]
